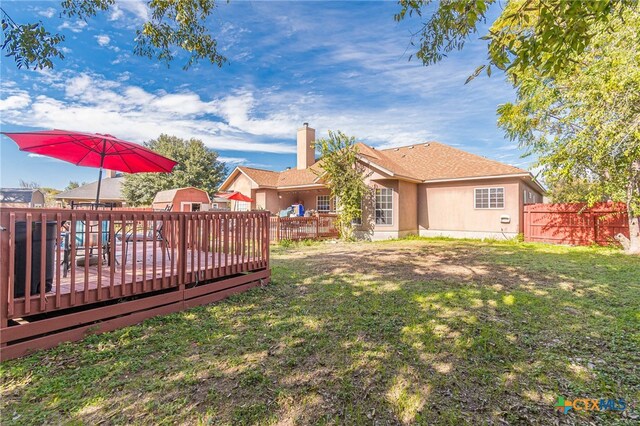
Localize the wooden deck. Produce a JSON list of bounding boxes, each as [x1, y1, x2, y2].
[[54, 242, 258, 295], [1, 209, 271, 361]]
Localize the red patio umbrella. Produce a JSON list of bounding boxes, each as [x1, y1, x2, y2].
[[2, 129, 178, 204], [218, 191, 253, 202]]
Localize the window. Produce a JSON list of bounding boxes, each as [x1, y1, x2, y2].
[[375, 188, 393, 225], [236, 201, 250, 211], [474, 187, 504, 209], [317, 195, 331, 212]]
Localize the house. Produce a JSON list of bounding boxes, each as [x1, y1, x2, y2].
[[152, 187, 212, 212], [55, 171, 125, 207], [219, 124, 545, 240], [0, 188, 45, 208]]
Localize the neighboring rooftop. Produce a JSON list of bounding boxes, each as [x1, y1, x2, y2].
[[55, 177, 125, 201], [0, 188, 43, 204]]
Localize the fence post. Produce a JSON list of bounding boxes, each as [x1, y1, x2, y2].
[[177, 214, 188, 292], [0, 210, 9, 330], [276, 217, 281, 242], [315, 216, 319, 239]]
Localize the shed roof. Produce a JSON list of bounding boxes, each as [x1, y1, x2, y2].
[[0, 188, 42, 203], [152, 187, 211, 204]]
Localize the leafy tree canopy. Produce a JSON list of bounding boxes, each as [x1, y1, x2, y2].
[[65, 181, 82, 191], [314, 131, 370, 240], [395, 0, 635, 79], [497, 7, 640, 252], [122, 134, 227, 206], [1, 0, 225, 70]]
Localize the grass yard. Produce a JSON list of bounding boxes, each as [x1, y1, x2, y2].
[[1, 238, 639, 425]]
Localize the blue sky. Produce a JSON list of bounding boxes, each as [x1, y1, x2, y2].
[[0, 0, 530, 190]]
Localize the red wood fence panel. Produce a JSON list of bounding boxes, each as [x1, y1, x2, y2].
[[523, 202, 629, 246], [269, 214, 339, 243]]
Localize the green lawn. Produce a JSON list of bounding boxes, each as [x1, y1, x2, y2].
[[1, 239, 639, 425]]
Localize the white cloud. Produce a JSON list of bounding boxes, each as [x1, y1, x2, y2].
[[218, 157, 248, 164], [0, 93, 31, 111], [58, 20, 88, 33], [117, 0, 150, 22], [38, 8, 56, 19], [96, 35, 111, 46], [109, 6, 124, 21], [0, 71, 296, 154]]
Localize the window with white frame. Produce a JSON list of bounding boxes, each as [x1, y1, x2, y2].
[[317, 195, 331, 212], [474, 187, 504, 209], [236, 201, 250, 211], [375, 188, 393, 224]]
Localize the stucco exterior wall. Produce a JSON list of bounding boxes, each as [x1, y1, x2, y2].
[[398, 180, 418, 234], [255, 189, 279, 212], [418, 178, 522, 236], [224, 173, 258, 210]]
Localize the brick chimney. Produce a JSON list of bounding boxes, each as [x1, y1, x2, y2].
[[105, 169, 117, 178], [297, 123, 315, 170]]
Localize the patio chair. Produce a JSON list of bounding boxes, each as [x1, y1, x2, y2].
[[121, 204, 172, 264]]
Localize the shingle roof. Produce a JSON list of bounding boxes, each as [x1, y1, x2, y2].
[[0, 188, 40, 203], [55, 177, 125, 201], [378, 142, 527, 181], [276, 163, 323, 187], [225, 141, 531, 190], [237, 166, 280, 187]]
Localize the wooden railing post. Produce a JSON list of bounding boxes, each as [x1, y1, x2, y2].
[[177, 214, 188, 291], [0, 210, 10, 331]]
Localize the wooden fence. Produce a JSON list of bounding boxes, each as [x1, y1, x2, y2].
[[0, 208, 270, 360], [523, 203, 629, 246], [269, 214, 339, 242]]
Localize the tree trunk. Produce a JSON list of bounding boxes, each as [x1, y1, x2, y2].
[[624, 176, 640, 254], [627, 214, 640, 254]]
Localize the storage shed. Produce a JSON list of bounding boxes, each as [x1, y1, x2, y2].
[[152, 187, 211, 212], [0, 188, 46, 208]]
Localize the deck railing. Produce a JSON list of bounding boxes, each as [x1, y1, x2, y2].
[[0, 208, 270, 358], [269, 213, 339, 242]]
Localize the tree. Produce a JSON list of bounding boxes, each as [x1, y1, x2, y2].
[[18, 179, 40, 189], [314, 131, 370, 240], [122, 134, 227, 206], [1, 0, 225, 70], [65, 181, 81, 191], [395, 0, 635, 79], [497, 8, 640, 253]]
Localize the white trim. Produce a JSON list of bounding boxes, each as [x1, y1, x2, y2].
[[374, 187, 394, 226], [316, 194, 331, 213], [358, 156, 422, 183], [277, 183, 326, 190], [424, 173, 531, 183], [474, 187, 505, 209], [357, 156, 395, 176]]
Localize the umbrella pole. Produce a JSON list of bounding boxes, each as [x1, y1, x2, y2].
[[95, 139, 107, 205]]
